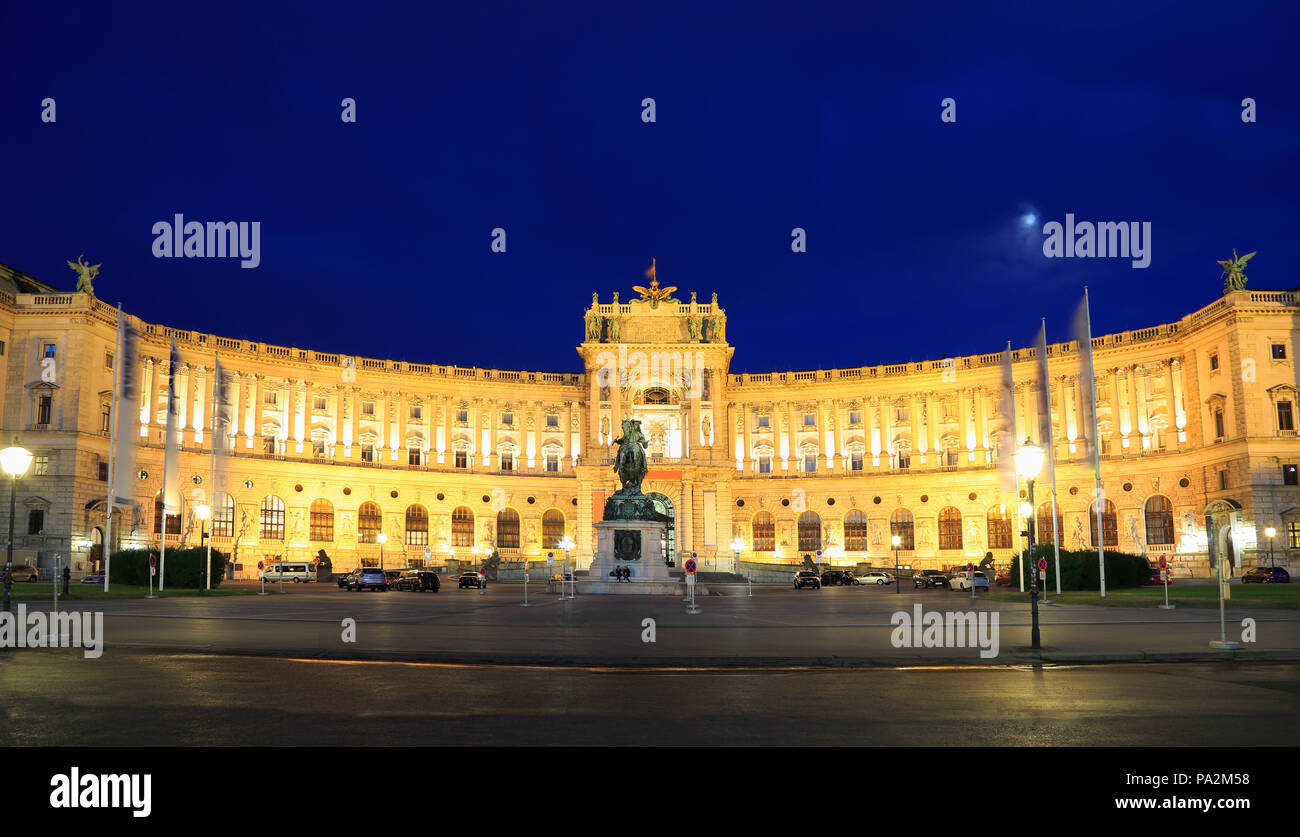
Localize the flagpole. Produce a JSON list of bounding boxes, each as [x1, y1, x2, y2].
[[1006, 341, 1023, 593], [104, 303, 123, 592], [1084, 287, 1107, 597], [1045, 318, 1062, 598], [206, 353, 218, 591], [160, 341, 176, 591]]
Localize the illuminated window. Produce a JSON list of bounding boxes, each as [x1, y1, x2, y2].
[[452, 506, 474, 547], [497, 508, 520, 549], [757, 415, 769, 428], [797, 511, 822, 553], [357, 502, 382, 543], [1272, 344, 1287, 360], [545, 454, 559, 473], [259, 495, 285, 540], [405, 505, 428, 546], [850, 453, 863, 471], [501, 452, 514, 471], [890, 509, 914, 550], [455, 450, 468, 469], [752, 511, 775, 552], [313, 396, 327, 412], [987, 506, 1012, 549], [1035, 502, 1062, 546], [1090, 499, 1118, 548], [211, 493, 235, 538], [844, 510, 868, 551], [542, 510, 565, 548], [1278, 402, 1294, 432], [546, 414, 558, 427], [362, 401, 374, 415], [758, 456, 771, 473], [938, 507, 963, 550], [153, 493, 181, 535], [1285, 464, 1299, 486], [1144, 495, 1174, 545], [310, 499, 334, 542]]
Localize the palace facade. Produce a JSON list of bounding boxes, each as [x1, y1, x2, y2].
[[1, 261, 1297, 578]]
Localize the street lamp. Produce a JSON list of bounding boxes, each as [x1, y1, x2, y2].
[[558, 535, 575, 599], [891, 534, 901, 594], [731, 536, 750, 597], [1014, 438, 1045, 650], [378, 532, 387, 573], [1, 443, 34, 614], [195, 503, 211, 594], [1264, 526, 1277, 570]]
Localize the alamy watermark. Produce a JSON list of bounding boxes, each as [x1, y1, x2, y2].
[[151, 214, 260, 268], [890, 604, 999, 659], [0, 606, 104, 658], [1042, 213, 1151, 268]]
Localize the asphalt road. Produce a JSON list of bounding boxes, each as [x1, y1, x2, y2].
[[2, 651, 1296, 746], [28, 582, 1300, 665]]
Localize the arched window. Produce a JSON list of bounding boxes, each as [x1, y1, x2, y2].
[[405, 504, 428, 546], [890, 508, 914, 550], [309, 498, 334, 542], [752, 511, 775, 552], [1145, 495, 1174, 545], [987, 505, 1012, 549], [798, 511, 822, 553], [497, 508, 520, 549], [357, 501, 382, 543], [938, 507, 963, 550], [211, 492, 235, 538], [260, 495, 285, 540], [844, 509, 868, 551], [1090, 498, 1118, 548], [153, 491, 182, 535], [542, 510, 565, 548], [1035, 502, 1063, 546], [452, 506, 474, 547]]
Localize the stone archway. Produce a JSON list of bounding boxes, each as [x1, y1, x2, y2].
[[644, 491, 675, 566]]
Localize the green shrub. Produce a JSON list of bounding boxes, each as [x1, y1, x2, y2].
[[108, 547, 227, 589], [1009, 545, 1149, 590]]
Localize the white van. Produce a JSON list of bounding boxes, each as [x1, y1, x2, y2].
[[260, 562, 314, 583]]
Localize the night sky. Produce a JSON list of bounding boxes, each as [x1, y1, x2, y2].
[[2, 1, 1296, 374]]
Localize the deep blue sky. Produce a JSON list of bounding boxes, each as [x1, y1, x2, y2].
[[2, 1, 1296, 373]]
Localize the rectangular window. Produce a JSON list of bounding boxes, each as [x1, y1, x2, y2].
[[849, 411, 861, 425], [43, 343, 56, 359], [263, 390, 277, 405], [37, 396, 52, 425], [313, 396, 327, 412], [851, 453, 864, 471], [362, 401, 375, 415], [546, 454, 559, 473], [896, 406, 909, 423], [758, 456, 771, 474], [757, 415, 769, 428], [409, 405, 422, 420], [456, 409, 468, 423], [1272, 344, 1287, 360], [101, 404, 111, 434], [34, 454, 49, 476], [1213, 410, 1224, 439], [546, 414, 558, 427], [897, 452, 911, 470], [313, 441, 326, 458], [98, 461, 108, 481], [1284, 464, 1299, 486], [264, 436, 276, 454], [803, 413, 815, 426], [454, 450, 468, 469], [500, 452, 514, 471], [1209, 353, 1219, 371], [1280, 402, 1295, 432], [28, 509, 45, 535], [502, 413, 514, 426], [1290, 522, 1300, 550], [408, 447, 421, 466], [804, 454, 817, 472], [942, 402, 956, 422], [1219, 470, 1229, 490], [105, 352, 114, 369], [361, 444, 374, 463], [0, 340, 5, 355]]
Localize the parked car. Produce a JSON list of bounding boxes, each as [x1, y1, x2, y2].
[[840, 573, 863, 586], [6, 564, 38, 582], [260, 561, 314, 583], [1146, 569, 1172, 586], [396, 571, 441, 592], [994, 572, 1013, 586], [913, 569, 949, 589], [80, 572, 105, 584], [1242, 566, 1290, 584], [336, 573, 352, 588], [346, 567, 387, 591], [793, 570, 821, 590], [820, 570, 853, 586], [860, 571, 894, 585], [459, 571, 484, 589], [383, 570, 403, 589], [950, 571, 990, 591]]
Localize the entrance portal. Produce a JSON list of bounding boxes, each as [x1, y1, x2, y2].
[[646, 492, 675, 566]]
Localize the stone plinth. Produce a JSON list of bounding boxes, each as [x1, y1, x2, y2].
[[578, 518, 705, 595]]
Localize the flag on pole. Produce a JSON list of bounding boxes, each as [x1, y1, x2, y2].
[[110, 316, 139, 508], [996, 341, 1017, 491], [1075, 287, 1108, 596], [162, 337, 181, 515], [1034, 319, 1064, 595], [211, 356, 234, 496]]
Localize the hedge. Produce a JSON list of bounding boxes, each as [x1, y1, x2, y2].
[[108, 547, 228, 589], [1008, 544, 1150, 590]]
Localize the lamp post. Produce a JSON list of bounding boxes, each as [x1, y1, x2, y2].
[[1014, 438, 1045, 650], [195, 503, 210, 594], [892, 534, 901, 594], [1, 443, 35, 614], [1265, 526, 1277, 570], [731, 537, 750, 596], [558, 535, 575, 599]]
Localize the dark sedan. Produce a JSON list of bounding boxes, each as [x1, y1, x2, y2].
[[793, 571, 822, 590], [913, 569, 949, 589], [1242, 566, 1290, 584], [396, 571, 441, 592], [459, 572, 484, 589]]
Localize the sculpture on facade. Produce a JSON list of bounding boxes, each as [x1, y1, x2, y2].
[[633, 259, 678, 308], [1218, 249, 1255, 293], [68, 254, 101, 295], [585, 310, 601, 342], [607, 315, 621, 342], [686, 314, 701, 341]]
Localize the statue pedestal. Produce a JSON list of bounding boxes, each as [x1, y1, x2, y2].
[[579, 519, 701, 595]]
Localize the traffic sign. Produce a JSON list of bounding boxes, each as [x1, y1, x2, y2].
[[1158, 555, 1167, 570], [686, 573, 695, 584], [149, 554, 157, 567], [257, 560, 264, 570], [424, 547, 432, 562], [966, 563, 974, 572], [684, 558, 697, 574], [1037, 557, 1047, 572], [691, 551, 697, 558], [546, 553, 554, 565]]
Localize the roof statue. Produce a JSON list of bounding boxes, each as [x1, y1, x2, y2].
[[1218, 249, 1255, 294], [633, 258, 677, 308], [68, 253, 100, 295]]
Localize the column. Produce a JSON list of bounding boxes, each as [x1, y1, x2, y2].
[[397, 392, 408, 463], [564, 401, 574, 471], [249, 373, 263, 451], [225, 371, 242, 452], [785, 401, 797, 471], [191, 365, 206, 445], [1107, 369, 1124, 454], [587, 369, 601, 453], [818, 399, 830, 470], [488, 400, 499, 469], [742, 403, 753, 472], [1135, 365, 1150, 449], [1170, 358, 1187, 442], [974, 387, 988, 462], [441, 397, 454, 465], [912, 394, 925, 460], [140, 357, 155, 434], [868, 397, 880, 465], [334, 385, 346, 458]]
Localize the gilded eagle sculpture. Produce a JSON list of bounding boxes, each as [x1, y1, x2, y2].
[[633, 259, 677, 308], [1218, 249, 1255, 294], [67, 253, 101, 295]]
